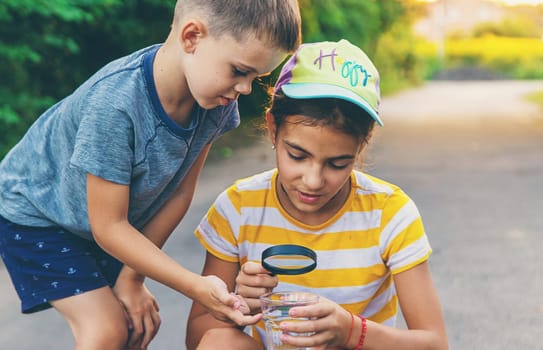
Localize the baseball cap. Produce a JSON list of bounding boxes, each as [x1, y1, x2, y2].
[[274, 39, 383, 126]]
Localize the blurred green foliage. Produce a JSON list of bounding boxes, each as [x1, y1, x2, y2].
[[302, 0, 426, 93], [240, 0, 427, 121], [1, 0, 426, 158]]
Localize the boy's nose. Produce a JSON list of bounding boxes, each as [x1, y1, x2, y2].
[[236, 79, 253, 95]]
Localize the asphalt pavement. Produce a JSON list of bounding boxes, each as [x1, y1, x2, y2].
[[1, 80, 542, 349]]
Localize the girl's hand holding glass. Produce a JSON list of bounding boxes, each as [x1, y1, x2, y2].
[[277, 295, 354, 350]]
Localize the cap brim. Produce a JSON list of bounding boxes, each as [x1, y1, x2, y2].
[[281, 83, 383, 126]]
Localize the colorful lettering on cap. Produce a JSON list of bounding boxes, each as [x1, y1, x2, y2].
[[274, 39, 383, 126]]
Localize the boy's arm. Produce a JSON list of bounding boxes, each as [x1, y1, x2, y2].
[[118, 143, 212, 283], [113, 144, 211, 347], [143, 143, 211, 248], [186, 252, 259, 350], [87, 144, 259, 325]]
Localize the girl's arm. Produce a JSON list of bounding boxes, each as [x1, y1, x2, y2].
[[364, 262, 448, 350], [186, 252, 260, 350], [87, 144, 258, 326], [280, 262, 448, 350], [394, 261, 448, 349], [349, 261, 449, 350]]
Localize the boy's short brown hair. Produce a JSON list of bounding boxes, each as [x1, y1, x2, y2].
[[174, 0, 301, 52]]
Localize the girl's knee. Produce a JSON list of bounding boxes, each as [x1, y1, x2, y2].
[[197, 328, 261, 350], [197, 329, 222, 350]]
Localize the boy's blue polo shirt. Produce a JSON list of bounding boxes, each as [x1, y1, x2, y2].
[[0, 44, 240, 240]]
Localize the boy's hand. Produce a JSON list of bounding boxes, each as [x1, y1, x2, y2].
[[199, 275, 262, 326], [113, 278, 161, 350], [235, 261, 278, 314]]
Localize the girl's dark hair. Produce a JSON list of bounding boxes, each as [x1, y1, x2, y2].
[[267, 91, 376, 145]]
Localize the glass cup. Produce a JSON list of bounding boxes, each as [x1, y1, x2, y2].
[[259, 291, 319, 350]]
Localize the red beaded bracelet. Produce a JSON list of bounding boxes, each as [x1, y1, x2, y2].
[[344, 311, 355, 348], [354, 315, 367, 350]]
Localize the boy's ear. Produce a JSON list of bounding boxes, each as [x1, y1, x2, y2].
[[265, 111, 277, 146], [179, 20, 208, 53]]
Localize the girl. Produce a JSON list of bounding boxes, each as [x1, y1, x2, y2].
[[186, 39, 448, 350]]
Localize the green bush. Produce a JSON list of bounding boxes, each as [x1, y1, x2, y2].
[[1, 0, 428, 158]]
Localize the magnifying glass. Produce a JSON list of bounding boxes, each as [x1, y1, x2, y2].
[[261, 244, 317, 275]]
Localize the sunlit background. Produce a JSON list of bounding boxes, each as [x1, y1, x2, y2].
[[420, 0, 543, 5], [1, 2, 542, 349], [1, 0, 543, 158]]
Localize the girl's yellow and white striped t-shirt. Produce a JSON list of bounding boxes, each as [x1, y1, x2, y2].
[[195, 169, 431, 344]]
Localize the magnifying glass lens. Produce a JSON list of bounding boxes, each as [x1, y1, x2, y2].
[[261, 245, 317, 275]]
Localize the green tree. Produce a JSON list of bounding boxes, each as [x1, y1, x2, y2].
[[240, 0, 411, 118], [1, 0, 425, 158], [0, 0, 172, 158], [299, 0, 381, 49], [373, 0, 431, 92]]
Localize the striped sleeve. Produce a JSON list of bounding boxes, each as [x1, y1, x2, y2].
[[379, 188, 432, 274], [194, 185, 241, 262]]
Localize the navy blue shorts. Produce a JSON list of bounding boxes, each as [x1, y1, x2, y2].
[[0, 215, 123, 314]]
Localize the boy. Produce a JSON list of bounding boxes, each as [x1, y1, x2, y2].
[[0, 1, 301, 349]]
